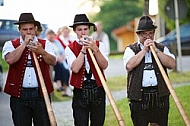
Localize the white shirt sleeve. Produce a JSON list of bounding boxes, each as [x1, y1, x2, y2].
[[65, 46, 76, 69], [99, 41, 109, 62], [101, 34, 110, 56], [163, 46, 175, 59], [123, 47, 135, 70], [44, 40, 56, 58], [65, 41, 109, 69], [2, 40, 15, 60]]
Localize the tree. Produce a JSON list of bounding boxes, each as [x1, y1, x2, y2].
[[159, 0, 190, 31], [90, 0, 143, 51]]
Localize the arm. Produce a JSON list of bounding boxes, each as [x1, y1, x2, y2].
[[41, 50, 56, 66], [102, 34, 110, 56], [125, 49, 146, 71], [65, 46, 85, 73], [92, 43, 108, 70], [155, 47, 176, 69], [124, 40, 152, 71], [4, 42, 27, 65], [71, 50, 85, 73], [28, 41, 56, 66], [148, 39, 175, 69], [80, 37, 108, 70]]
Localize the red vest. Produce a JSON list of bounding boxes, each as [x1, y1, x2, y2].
[[68, 40, 106, 89], [4, 38, 54, 97]]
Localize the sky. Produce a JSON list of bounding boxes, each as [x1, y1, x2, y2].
[[0, 0, 99, 32]]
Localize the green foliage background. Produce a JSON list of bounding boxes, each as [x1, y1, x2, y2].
[[89, 0, 190, 51], [159, 0, 190, 30], [90, 0, 143, 51]]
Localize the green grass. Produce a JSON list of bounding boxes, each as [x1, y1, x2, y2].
[[105, 71, 190, 91], [51, 90, 72, 102], [106, 75, 127, 91], [168, 71, 190, 84], [104, 71, 190, 125], [51, 70, 190, 102], [0, 51, 9, 71], [109, 53, 123, 59], [104, 85, 190, 126]]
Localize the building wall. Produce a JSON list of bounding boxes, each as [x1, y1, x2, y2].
[[116, 31, 135, 51]]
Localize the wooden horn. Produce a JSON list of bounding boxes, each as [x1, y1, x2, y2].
[[87, 48, 126, 126], [150, 46, 190, 125], [32, 52, 58, 126]]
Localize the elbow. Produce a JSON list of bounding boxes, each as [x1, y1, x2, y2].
[[71, 66, 80, 73], [126, 64, 133, 72], [168, 61, 176, 70], [4, 54, 15, 65], [6, 61, 14, 65], [52, 60, 57, 66], [51, 61, 56, 66], [71, 69, 79, 73], [102, 61, 108, 70], [171, 62, 176, 69], [5, 58, 15, 65], [48, 58, 57, 66], [52, 56, 57, 66]]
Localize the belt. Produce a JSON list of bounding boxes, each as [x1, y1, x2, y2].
[[144, 63, 154, 70], [73, 86, 105, 107], [83, 79, 97, 89], [22, 87, 39, 91], [21, 87, 40, 99], [84, 79, 96, 84], [142, 86, 158, 93]]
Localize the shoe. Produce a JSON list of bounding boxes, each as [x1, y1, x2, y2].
[[56, 87, 64, 92]]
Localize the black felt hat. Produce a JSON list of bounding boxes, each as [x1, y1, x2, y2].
[[136, 16, 157, 33], [69, 14, 96, 31], [14, 13, 40, 26]]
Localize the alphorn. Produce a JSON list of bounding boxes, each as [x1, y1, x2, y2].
[[32, 51, 57, 126], [87, 48, 126, 126], [150, 46, 190, 126]]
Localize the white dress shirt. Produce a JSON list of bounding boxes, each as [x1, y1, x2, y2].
[[123, 40, 175, 87], [2, 36, 56, 88], [65, 38, 108, 80]]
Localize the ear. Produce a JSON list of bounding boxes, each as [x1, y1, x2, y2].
[[17, 26, 20, 32]]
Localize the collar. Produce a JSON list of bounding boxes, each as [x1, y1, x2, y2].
[[138, 40, 144, 50], [75, 38, 83, 45]]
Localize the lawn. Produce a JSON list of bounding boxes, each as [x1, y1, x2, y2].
[[106, 71, 190, 91], [0, 51, 9, 71], [51, 70, 190, 102], [103, 71, 190, 125], [104, 85, 190, 126]]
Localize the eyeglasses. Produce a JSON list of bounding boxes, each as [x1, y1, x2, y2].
[[140, 31, 155, 38]]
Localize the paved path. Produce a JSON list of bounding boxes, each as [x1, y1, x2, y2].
[[0, 88, 126, 126], [52, 89, 127, 126]]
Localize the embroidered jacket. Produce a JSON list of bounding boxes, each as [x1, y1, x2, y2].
[[4, 38, 54, 97]]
